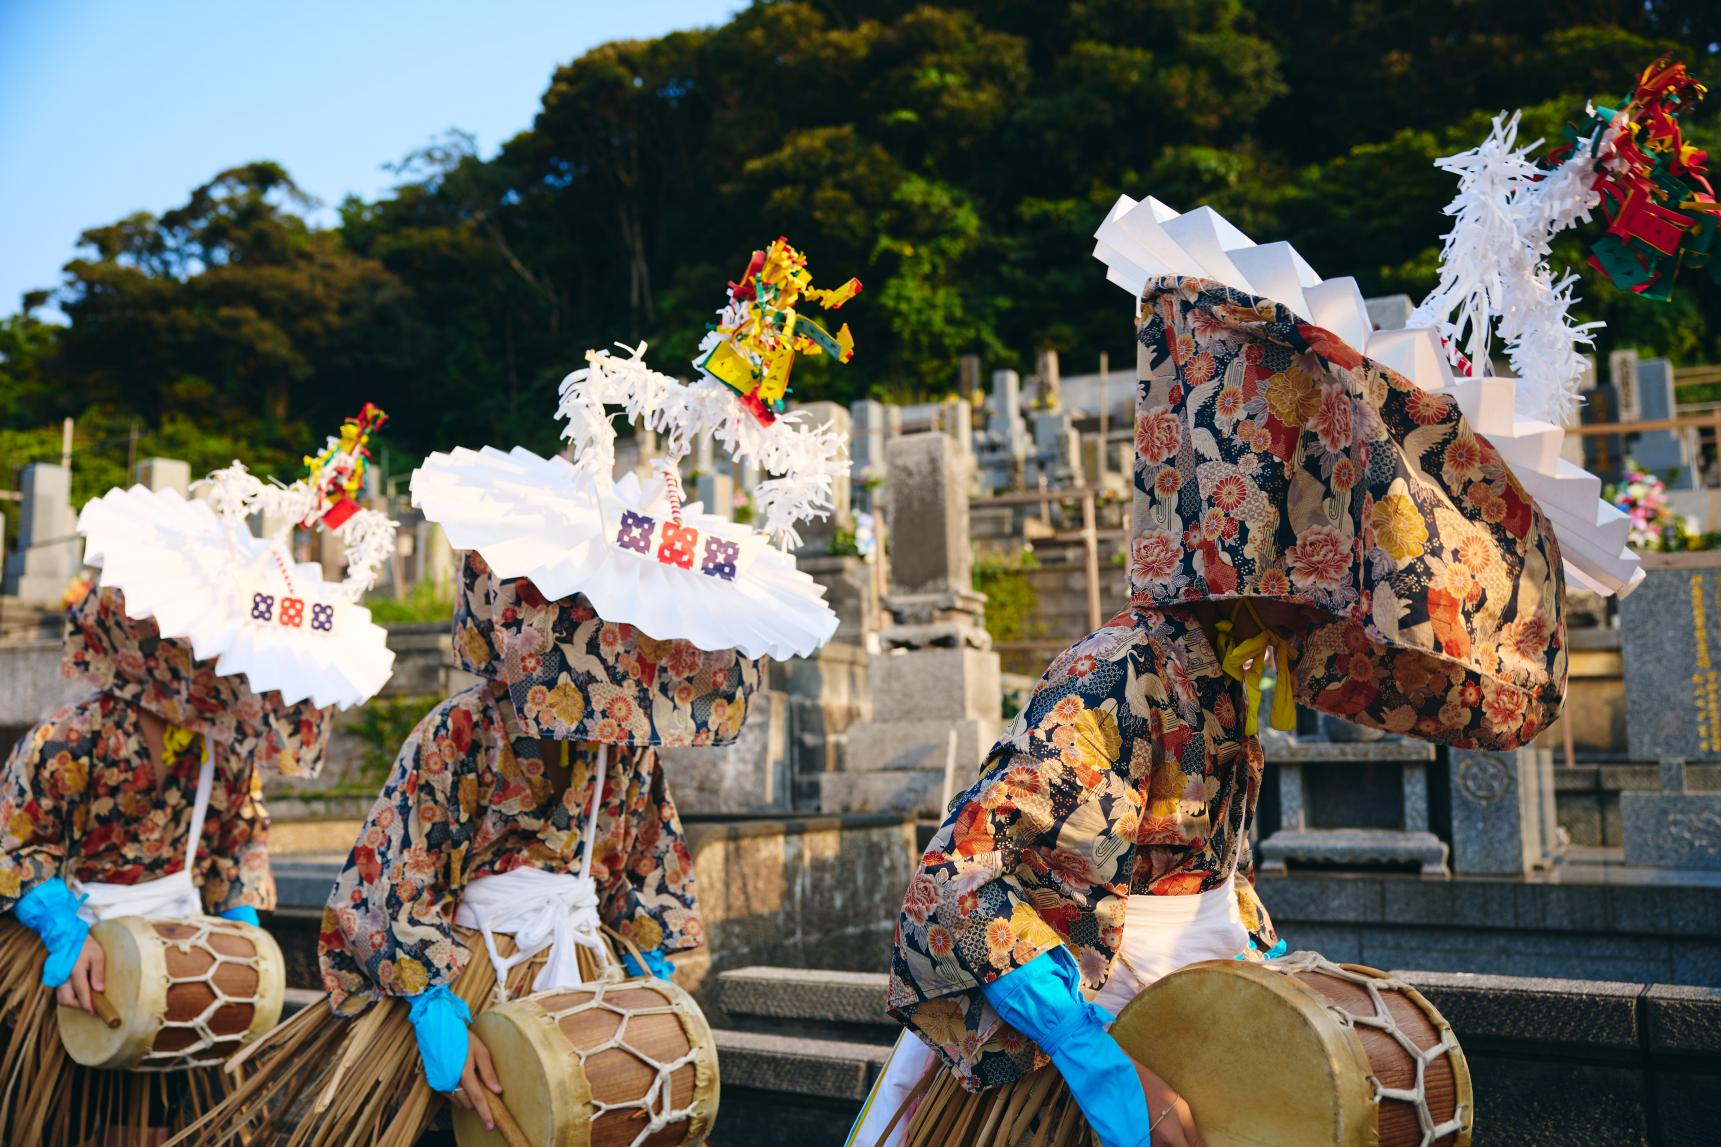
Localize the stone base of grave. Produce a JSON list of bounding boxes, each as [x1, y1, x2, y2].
[[880, 589, 990, 650], [1622, 792, 1721, 869], [821, 647, 1000, 816], [1259, 828, 1450, 877], [821, 716, 993, 816], [1622, 764, 1721, 871]]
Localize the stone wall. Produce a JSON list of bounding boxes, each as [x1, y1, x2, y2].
[[708, 964, 1721, 1147], [1258, 870, 1721, 986], [264, 811, 919, 1016], [0, 640, 87, 756], [1559, 763, 1721, 847]]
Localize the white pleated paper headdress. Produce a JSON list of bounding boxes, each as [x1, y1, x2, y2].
[[1093, 186, 1644, 598]]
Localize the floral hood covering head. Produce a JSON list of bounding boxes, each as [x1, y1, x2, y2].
[[63, 585, 334, 776], [451, 551, 761, 747], [1130, 278, 1566, 749]]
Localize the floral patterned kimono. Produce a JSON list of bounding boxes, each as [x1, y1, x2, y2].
[[864, 277, 1567, 1145], [318, 678, 705, 1012], [887, 605, 1276, 1090], [0, 588, 330, 1147], [178, 551, 762, 1147]]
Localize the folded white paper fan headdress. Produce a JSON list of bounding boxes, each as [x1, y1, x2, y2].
[[77, 404, 400, 709], [413, 238, 857, 661], [1092, 149, 1645, 597]]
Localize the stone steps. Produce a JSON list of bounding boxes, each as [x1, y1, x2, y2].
[[707, 966, 897, 1144]]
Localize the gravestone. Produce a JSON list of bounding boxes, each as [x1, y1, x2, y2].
[[1632, 359, 1691, 488], [958, 354, 982, 401], [1031, 409, 1085, 487], [987, 370, 1030, 458], [824, 432, 1002, 817], [1620, 565, 1721, 762], [1446, 747, 1564, 876], [3, 463, 79, 601], [134, 457, 191, 494], [1365, 294, 1414, 331], [696, 471, 734, 519], [1034, 348, 1061, 411], [942, 398, 973, 459], [1609, 349, 1641, 421], [850, 400, 897, 509], [790, 401, 852, 553], [416, 520, 455, 595], [660, 690, 791, 814], [1622, 759, 1721, 869], [878, 433, 985, 648], [1259, 738, 1449, 876]]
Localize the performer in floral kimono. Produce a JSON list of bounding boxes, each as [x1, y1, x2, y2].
[[854, 228, 1617, 1142], [182, 240, 858, 1145], [0, 410, 394, 1147]]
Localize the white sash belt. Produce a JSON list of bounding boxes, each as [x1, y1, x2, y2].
[[1090, 880, 1249, 1018], [72, 740, 214, 924], [452, 744, 613, 999]]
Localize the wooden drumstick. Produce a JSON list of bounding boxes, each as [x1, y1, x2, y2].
[[485, 1093, 532, 1147], [62, 992, 122, 1029]]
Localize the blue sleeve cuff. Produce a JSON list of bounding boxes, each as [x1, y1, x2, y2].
[[407, 983, 472, 1093], [219, 906, 261, 927], [621, 948, 677, 980], [15, 878, 90, 988], [981, 949, 1152, 1147]]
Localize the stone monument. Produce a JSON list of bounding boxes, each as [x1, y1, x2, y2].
[[1445, 747, 1565, 875], [1034, 348, 1061, 410], [790, 401, 852, 553], [1620, 564, 1721, 762], [2, 463, 79, 601], [1632, 359, 1691, 488], [1259, 738, 1449, 876], [1365, 294, 1414, 331], [1622, 758, 1721, 870], [822, 432, 1003, 817], [134, 456, 191, 494]]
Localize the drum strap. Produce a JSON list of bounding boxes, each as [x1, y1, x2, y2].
[[73, 738, 215, 923], [454, 742, 614, 1000]]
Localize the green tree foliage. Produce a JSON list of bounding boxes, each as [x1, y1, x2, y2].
[[1, 1, 1717, 478]]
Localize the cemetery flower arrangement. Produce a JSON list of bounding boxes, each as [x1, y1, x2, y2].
[[1607, 462, 1701, 550]]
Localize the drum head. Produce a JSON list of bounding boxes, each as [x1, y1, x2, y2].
[[1112, 959, 1379, 1147], [57, 917, 162, 1069], [458, 997, 590, 1147]]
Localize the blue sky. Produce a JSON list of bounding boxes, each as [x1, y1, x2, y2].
[[0, 0, 741, 315]]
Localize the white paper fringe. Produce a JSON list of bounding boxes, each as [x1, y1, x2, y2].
[[558, 342, 850, 550], [1408, 111, 1623, 427], [196, 462, 397, 600]]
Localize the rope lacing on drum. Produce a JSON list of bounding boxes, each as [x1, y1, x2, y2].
[[541, 982, 706, 1147], [1268, 951, 1469, 1147], [143, 919, 269, 1072]]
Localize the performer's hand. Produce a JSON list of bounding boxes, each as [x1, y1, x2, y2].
[[54, 935, 105, 1015], [447, 1031, 503, 1131], [1132, 1059, 1205, 1147]]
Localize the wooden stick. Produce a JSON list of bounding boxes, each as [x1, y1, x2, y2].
[[60, 992, 123, 1029], [486, 1093, 533, 1147]]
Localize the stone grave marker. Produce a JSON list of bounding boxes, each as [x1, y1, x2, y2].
[[3, 463, 79, 600], [1621, 565, 1721, 762], [1622, 758, 1721, 869]]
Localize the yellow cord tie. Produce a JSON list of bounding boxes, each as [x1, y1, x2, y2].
[[1215, 601, 1298, 735], [161, 721, 198, 760]]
